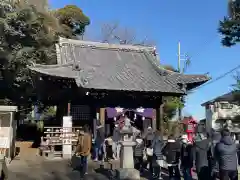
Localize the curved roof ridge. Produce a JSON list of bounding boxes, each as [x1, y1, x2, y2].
[[58, 37, 156, 52], [142, 50, 210, 87], [151, 63, 210, 79], [142, 51, 185, 93], [29, 63, 73, 69]]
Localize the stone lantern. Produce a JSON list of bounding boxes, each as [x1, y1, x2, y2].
[[116, 116, 140, 180]]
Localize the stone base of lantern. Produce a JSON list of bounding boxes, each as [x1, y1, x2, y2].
[[116, 168, 140, 180], [116, 141, 140, 180]]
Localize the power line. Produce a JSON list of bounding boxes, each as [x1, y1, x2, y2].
[[186, 35, 217, 60], [177, 35, 239, 90], [193, 64, 240, 91]]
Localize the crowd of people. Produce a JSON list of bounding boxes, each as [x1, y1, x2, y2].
[[75, 123, 239, 180]]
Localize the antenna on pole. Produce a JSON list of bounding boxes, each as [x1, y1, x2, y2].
[[177, 42, 190, 73]]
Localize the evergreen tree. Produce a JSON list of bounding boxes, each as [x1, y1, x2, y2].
[[219, 0, 240, 46], [219, 1, 240, 107], [0, 1, 90, 104]]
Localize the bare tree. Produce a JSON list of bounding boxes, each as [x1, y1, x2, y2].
[[100, 22, 155, 46]]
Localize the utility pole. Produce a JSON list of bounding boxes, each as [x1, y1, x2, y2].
[[178, 42, 181, 73], [177, 41, 190, 73], [177, 42, 184, 123], [176, 42, 191, 124]]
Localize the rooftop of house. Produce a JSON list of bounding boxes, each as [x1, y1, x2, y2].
[[201, 91, 239, 106]]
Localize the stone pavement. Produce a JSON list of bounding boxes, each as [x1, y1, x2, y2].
[[7, 156, 200, 180], [8, 157, 108, 180], [7, 157, 150, 180]]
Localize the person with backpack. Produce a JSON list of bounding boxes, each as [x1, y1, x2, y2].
[[180, 135, 194, 180], [215, 129, 238, 180], [75, 125, 92, 178], [162, 135, 181, 180]]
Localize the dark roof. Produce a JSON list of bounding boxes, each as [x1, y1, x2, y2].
[[199, 119, 206, 123], [201, 91, 239, 106], [164, 73, 210, 90], [29, 37, 210, 94]]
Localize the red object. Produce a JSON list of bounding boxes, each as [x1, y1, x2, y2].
[[118, 116, 125, 129], [182, 116, 197, 143]]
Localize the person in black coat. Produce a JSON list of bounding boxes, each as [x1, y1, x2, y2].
[[162, 135, 181, 180], [208, 131, 221, 180], [215, 129, 238, 180], [133, 135, 144, 174], [180, 137, 194, 180], [151, 131, 164, 179], [143, 127, 154, 177], [94, 126, 105, 161], [193, 132, 211, 180], [143, 126, 154, 147]]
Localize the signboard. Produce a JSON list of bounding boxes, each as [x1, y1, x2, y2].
[[62, 116, 72, 158], [63, 116, 72, 128], [62, 116, 72, 145], [187, 124, 194, 131], [0, 137, 9, 148]]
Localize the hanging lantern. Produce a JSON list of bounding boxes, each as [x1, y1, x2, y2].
[[134, 114, 136, 120], [136, 107, 144, 113], [115, 107, 123, 113]]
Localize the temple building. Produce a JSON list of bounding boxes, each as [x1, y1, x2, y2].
[[29, 37, 210, 135]]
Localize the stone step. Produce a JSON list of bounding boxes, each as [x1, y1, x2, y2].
[[15, 141, 39, 160]]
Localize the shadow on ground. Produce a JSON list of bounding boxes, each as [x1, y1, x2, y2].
[[9, 170, 109, 180], [94, 167, 170, 180]]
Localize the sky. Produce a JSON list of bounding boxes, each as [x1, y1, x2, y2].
[[49, 0, 240, 120]]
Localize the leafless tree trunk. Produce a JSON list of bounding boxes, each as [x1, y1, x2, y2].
[[100, 22, 155, 46]]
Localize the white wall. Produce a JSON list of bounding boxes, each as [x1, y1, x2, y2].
[[217, 103, 240, 119], [205, 101, 240, 131]]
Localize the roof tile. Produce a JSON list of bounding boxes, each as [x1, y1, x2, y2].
[[29, 38, 209, 94]]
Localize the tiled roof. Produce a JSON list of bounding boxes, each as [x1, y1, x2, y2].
[[29, 38, 210, 94], [201, 91, 239, 106]]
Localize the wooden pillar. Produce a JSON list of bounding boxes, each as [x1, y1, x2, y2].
[[67, 102, 71, 116], [96, 107, 105, 127], [156, 98, 164, 138], [152, 109, 156, 131], [99, 108, 105, 127]]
